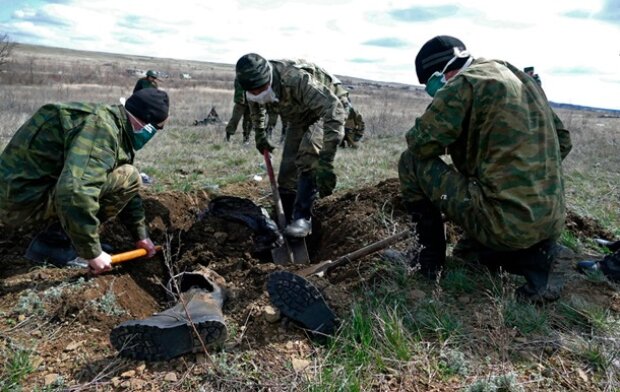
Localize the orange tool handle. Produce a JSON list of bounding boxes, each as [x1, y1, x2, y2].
[[111, 245, 162, 265]]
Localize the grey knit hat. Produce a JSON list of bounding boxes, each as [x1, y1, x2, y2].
[[235, 53, 271, 90]]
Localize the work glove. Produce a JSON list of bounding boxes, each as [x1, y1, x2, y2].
[[255, 130, 276, 154]]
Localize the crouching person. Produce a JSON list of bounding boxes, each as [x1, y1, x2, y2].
[[400, 35, 572, 302], [0, 89, 169, 274]]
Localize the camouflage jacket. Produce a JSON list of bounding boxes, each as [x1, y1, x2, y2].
[[133, 77, 158, 93], [0, 103, 147, 258], [345, 106, 365, 140], [233, 78, 247, 105], [248, 59, 347, 158], [406, 58, 572, 248]]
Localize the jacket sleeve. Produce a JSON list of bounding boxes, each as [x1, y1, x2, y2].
[[295, 73, 346, 160], [54, 115, 118, 259], [552, 110, 572, 160], [118, 194, 148, 241], [406, 77, 471, 159]]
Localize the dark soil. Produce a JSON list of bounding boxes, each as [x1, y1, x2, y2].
[[0, 178, 617, 390]]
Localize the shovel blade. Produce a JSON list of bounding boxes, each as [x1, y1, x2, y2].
[[289, 238, 310, 264], [270, 238, 310, 265]]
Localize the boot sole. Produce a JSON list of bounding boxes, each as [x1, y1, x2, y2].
[[267, 271, 336, 336], [110, 318, 226, 361]]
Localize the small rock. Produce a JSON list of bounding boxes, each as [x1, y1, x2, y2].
[[44, 373, 59, 386], [457, 295, 471, 304], [514, 336, 528, 344], [136, 364, 146, 374], [577, 368, 588, 382], [164, 372, 178, 382], [263, 305, 281, 323], [121, 370, 136, 378], [111, 377, 122, 387], [31, 330, 42, 338], [121, 381, 131, 388], [291, 357, 310, 373], [65, 341, 82, 351], [31, 356, 44, 369], [17, 314, 26, 322], [131, 379, 146, 389]]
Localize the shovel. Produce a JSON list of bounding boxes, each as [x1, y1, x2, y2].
[[298, 230, 410, 277], [111, 245, 162, 265], [263, 149, 310, 264]]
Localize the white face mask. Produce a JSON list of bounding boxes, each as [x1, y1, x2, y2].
[[246, 86, 279, 104]]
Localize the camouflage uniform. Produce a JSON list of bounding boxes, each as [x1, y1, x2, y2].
[[399, 58, 572, 251], [248, 59, 347, 196], [341, 105, 365, 148], [133, 77, 158, 93], [0, 103, 148, 259], [225, 79, 252, 139]]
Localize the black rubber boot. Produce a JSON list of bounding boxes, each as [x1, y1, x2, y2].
[[405, 199, 446, 279], [284, 172, 316, 238], [25, 221, 79, 267], [279, 189, 297, 224], [267, 271, 337, 340], [578, 249, 620, 283], [480, 239, 559, 303], [110, 267, 227, 361]]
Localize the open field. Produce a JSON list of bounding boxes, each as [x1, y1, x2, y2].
[[1, 44, 619, 391]]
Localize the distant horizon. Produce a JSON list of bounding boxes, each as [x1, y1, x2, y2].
[[1, 0, 618, 110], [9, 41, 620, 114]]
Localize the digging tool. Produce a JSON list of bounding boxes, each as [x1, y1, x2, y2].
[[111, 245, 162, 265], [263, 150, 310, 264], [298, 230, 410, 277]]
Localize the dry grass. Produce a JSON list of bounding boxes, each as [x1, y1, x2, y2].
[[1, 43, 620, 392]]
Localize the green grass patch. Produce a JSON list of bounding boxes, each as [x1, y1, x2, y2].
[[502, 300, 549, 336], [0, 346, 34, 392]]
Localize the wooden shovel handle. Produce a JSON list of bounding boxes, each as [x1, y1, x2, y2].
[[111, 245, 162, 265]]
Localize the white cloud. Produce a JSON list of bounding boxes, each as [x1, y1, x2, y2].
[[2, 0, 619, 109]]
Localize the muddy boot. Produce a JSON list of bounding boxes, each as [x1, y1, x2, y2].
[[284, 173, 316, 238], [110, 267, 227, 361], [480, 239, 560, 303], [267, 271, 337, 340], [405, 199, 446, 279], [25, 221, 81, 267]]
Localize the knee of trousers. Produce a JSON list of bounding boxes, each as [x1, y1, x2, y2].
[[104, 164, 141, 198]]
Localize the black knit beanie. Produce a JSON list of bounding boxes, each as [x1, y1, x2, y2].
[[125, 88, 169, 124], [415, 35, 468, 84]]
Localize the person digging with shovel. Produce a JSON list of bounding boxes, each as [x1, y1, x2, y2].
[[235, 53, 348, 238], [0, 88, 169, 274]]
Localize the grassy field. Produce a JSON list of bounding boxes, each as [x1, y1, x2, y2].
[[1, 43, 619, 391]]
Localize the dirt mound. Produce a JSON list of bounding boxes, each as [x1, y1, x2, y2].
[[0, 179, 616, 389]]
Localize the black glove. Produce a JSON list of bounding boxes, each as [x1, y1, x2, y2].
[[255, 131, 276, 154], [316, 159, 336, 198], [225, 133, 231, 142]]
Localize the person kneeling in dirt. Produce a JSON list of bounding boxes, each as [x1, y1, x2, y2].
[[0, 88, 170, 275], [399, 35, 572, 302], [235, 53, 348, 238], [340, 102, 365, 149]]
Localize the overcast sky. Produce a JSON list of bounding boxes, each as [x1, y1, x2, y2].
[[1, 0, 619, 110]]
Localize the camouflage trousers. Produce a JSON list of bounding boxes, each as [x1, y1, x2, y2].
[[0, 164, 141, 231], [398, 150, 557, 251], [278, 122, 325, 192], [225, 102, 252, 138]]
